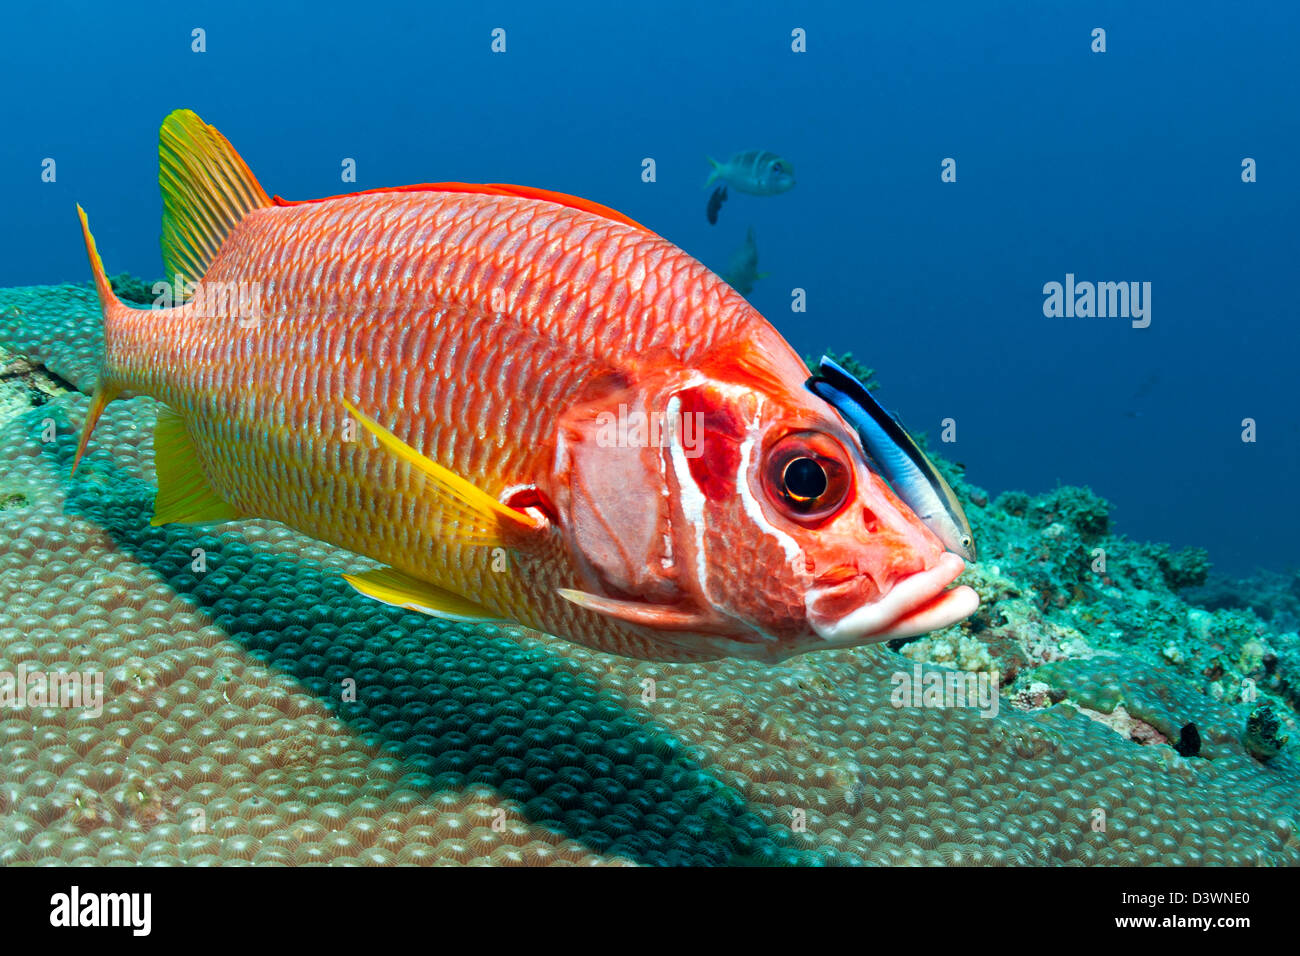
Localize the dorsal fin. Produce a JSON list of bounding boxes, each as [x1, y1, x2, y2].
[[159, 109, 272, 297], [273, 182, 652, 234]]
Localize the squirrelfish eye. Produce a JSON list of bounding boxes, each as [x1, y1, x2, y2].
[[763, 431, 852, 524], [782, 457, 827, 501]]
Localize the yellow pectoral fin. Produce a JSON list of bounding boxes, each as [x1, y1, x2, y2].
[[344, 567, 500, 622], [342, 398, 545, 547], [151, 406, 241, 526]]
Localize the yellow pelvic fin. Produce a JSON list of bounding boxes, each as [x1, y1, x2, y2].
[[342, 398, 545, 547], [151, 406, 240, 526], [344, 567, 500, 622], [159, 109, 272, 297]]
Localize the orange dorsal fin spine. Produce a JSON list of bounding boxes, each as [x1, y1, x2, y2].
[[273, 182, 653, 234], [159, 109, 272, 297]]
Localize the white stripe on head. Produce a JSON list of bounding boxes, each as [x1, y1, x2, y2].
[[730, 407, 800, 646], [735, 431, 804, 572], [665, 394, 710, 604]]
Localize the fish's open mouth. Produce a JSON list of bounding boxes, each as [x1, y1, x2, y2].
[[806, 552, 979, 647]]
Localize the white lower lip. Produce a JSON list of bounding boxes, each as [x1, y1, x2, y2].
[[806, 552, 979, 646]]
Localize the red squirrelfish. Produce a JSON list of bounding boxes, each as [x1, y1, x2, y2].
[[72, 109, 978, 663]]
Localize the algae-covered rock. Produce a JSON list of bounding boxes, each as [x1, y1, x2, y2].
[[1245, 705, 1289, 761]]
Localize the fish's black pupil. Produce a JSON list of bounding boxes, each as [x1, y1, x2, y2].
[[784, 457, 827, 500]]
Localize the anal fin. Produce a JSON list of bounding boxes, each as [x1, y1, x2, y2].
[[344, 567, 500, 622], [151, 406, 240, 526]]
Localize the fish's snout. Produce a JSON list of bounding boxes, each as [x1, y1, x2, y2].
[[799, 475, 978, 647], [804, 522, 936, 627], [805, 552, 978, 648]]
